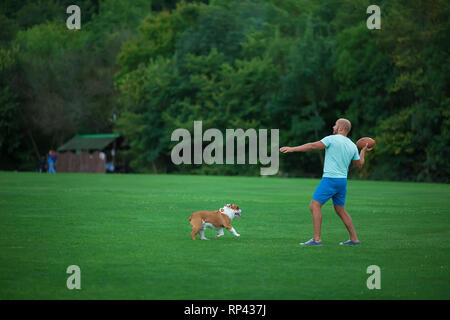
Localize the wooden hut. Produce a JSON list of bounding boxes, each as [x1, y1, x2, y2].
[[56, 134, 120, 173]]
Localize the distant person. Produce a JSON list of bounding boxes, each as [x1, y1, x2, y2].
[[48, 150, 57, 174], [106, 161, 115, 173], [38, 156, 47, 173], [280, 118, 372, 246]]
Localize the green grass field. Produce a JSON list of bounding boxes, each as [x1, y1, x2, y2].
[[0, 172, 449, 300]]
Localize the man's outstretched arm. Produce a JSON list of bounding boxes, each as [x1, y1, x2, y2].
[[280, 141, 326, 153]]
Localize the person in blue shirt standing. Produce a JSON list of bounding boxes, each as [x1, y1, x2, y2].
[[280, 118, 372, 246], [47, 150, 57, 174]]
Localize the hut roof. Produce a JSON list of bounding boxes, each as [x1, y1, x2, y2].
[[58, 134, 120, 152]]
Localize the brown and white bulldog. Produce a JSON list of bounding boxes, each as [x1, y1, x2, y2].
[[189, 204, 242, 240]]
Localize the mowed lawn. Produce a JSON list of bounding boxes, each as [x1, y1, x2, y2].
[[0, 172, 449, 300]]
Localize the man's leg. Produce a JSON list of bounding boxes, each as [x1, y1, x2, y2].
[[302, 178, 332, 245], [333, 205, 358, 242], [310, 199, 323, 242]]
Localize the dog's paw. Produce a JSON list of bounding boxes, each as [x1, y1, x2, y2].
[[235, 234, 240, 237], [201, 237, 209, 240], [216, 234, 224, 238]]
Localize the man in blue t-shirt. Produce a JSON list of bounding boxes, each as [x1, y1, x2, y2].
[[280, 118, 372, 246]]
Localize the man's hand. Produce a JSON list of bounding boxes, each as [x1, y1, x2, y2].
[[280, 146, 293, 153], [362, 143, 373, 152]]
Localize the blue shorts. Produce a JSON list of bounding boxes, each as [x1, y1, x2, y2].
[[312, 177, 347, 206]]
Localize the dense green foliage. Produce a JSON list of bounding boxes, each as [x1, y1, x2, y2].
[[0, 0, 449, 181]]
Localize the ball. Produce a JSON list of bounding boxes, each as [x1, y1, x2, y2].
[[356, 137, 376, 149]]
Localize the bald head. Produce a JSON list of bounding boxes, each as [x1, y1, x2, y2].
[[334, 118, 352, 135]]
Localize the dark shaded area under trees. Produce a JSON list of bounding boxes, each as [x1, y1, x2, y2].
[[0, 0, 448, 182]]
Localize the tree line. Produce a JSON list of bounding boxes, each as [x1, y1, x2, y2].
[[0, 0, 449, 182]]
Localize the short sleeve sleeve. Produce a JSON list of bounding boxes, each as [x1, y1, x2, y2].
[[320, 135, 333, 148]]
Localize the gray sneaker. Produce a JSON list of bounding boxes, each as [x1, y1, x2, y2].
[[299, 238, 322, 246], [339, 240, 361, 246]]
